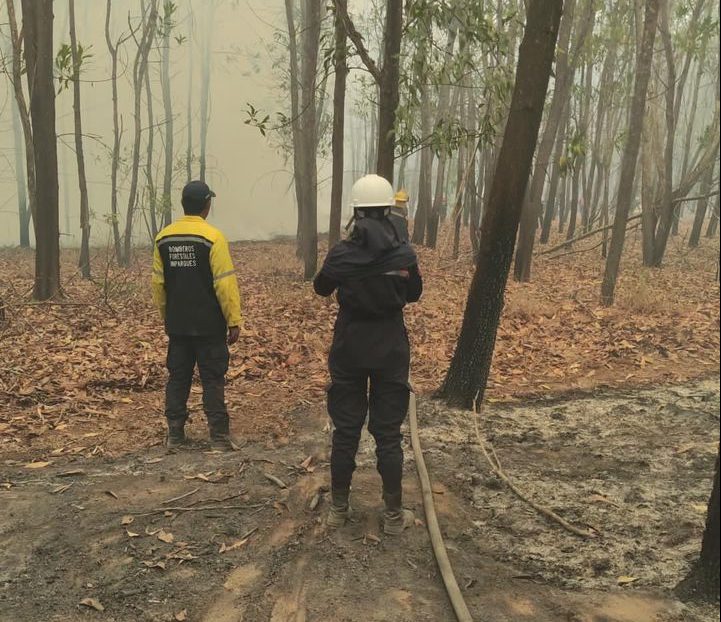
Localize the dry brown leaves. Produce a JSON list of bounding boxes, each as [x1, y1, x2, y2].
[[0, 227, 718, 457]]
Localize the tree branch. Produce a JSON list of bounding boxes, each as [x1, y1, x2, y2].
[[333, 0, 381, 84]]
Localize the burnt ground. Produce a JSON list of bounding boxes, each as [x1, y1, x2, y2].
[[1, 379, 719, 622]]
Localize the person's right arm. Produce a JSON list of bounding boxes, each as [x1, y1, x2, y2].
[[151, 244, 166, 319], [406, 264, 423, 303]]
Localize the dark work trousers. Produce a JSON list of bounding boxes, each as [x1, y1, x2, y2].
[[165, 335, 229, 432], [327, 313, 410, 494]]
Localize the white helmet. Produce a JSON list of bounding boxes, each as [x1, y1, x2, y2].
[[350, 174, 395, 208]]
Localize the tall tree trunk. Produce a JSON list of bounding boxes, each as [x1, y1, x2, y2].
[[104, 0, 123, 262], [10, 73, 30, 247], [648, 0, 677, 267], [676, 447, 720, 602], [145, 63, 158, 240], [198, 1, 214, 182], [539, 113, 569, 243], [412, 82, 433, 244], [160, 3, 174, 227], [185, 0, 193, 183], [122, 0, 158, 266], [601, 0, 660, 306], [439, 0, 563, 408], [513, 0, 584, 282], [6, 0, 37, 243], [69, 0, 91, 277], [22, 0, 60, 300], [375, 0, 403, 182], [328, 5, 347, 247], [566, 162, 582, 240]]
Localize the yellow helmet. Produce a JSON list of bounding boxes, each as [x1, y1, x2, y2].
[[394, 189, 409, 204]]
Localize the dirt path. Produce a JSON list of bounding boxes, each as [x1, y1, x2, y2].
[[1, 380, 718, 622]]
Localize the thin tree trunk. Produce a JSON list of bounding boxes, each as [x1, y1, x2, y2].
[[412, 82, 433, 244], [145, 62, 158, 240], [328, 5, 347, 247], [160, 3, 174, 227], [689, 161, 717, 248], [185, 0, 193, 183], [22, 0, 60, 300], [539, 113, 569, 243], [706, 192, 719, 238], [122, 0, 158, 265], [105, 0, 123, 262], [69, 0, 91, 277], [439, 0, 563, 407], [601, 0, 660, 306], [6, 0, 37, 241], [10, 74, 30, 247], [198, 1, 214, 182]]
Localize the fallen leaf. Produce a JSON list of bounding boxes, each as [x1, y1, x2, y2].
[[104, 490, 119, 500], [364, 533, 381, 544], [263, 473, 287, 489], [126, 530, 140, 538], [691, 503, 708, 514], [175, 610, 188, 621], [219, 537, 249, 553], [24, 461, 51, 469], [121, 515, 135, 526], [79, 597, 105, 611], [157, 529, 174, 544], [51, 484, 73, 494], [58, 469, 85, 477], [617, 576, 639, 586], [142, 560, 166, 570]]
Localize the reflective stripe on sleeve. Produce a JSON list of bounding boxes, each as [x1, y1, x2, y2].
[[214, 270, 236, 282]]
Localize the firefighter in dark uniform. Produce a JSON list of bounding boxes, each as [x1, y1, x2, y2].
[[151, 181, 242, 450], [314, 174, 422, 535]]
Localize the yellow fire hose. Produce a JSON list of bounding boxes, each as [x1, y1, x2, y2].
[[408, 387, 474, 622]]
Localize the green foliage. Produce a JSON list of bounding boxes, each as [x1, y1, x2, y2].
[[55, 42, 93, 94]]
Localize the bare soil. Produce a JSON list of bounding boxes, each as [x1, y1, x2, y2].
[[1, 380, 718, 622]]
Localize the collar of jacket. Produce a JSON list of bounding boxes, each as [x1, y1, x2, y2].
[[180, 215, 206, 223]]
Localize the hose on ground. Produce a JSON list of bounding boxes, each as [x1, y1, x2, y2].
[[408, 387, 474, 622]]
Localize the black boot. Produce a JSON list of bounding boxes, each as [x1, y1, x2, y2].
[[382, 490, 414, 536], [327, 487, 352, 528], [208, 418, 233, 451], [166, 422, 186, 449]]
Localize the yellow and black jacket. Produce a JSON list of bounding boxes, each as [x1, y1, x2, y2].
[[152, 216, 242, 336]]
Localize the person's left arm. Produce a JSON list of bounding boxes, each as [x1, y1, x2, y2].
[[210, 234, 243, 342], [313, 271, 339, 297], [406, 264, 423, 303]]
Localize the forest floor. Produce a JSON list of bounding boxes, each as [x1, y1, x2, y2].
[[0, 228, 719, 621]]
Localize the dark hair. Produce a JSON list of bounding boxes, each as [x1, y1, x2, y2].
[[182, 197, 209, 215]]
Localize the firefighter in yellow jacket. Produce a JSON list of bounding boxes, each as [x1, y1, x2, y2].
[[151, 181, 242, 450]]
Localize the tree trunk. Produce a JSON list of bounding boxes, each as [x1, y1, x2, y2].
[[69, 0, 91, 277], [676, 447, 720, 603], [513, 0, 584, 283], [328, 5, 347, 247], [600, 0, 659, 306], [122, 0, 158, 266], [144, 62, 158, 241], [688, 159, 717, 248], [22, 0, 60, 300], [566, 162, 582, 240], [160, 3, 174, 227], [439, 0, 563, 408], [539, 113, 569, 244], [185, 0, 193, 183], [104, 0, 123, 262], [199, 1, 214, 182], [412, 82, 433, 244], [6, 0, 37, 243], [10, 72, 30, 247], [706, 193, 719, 238], [375, 0, 403, 182]]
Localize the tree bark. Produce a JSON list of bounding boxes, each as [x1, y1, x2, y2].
[[412, 82, 433, 244], [9, 62, 30, 247], [439, 0, 563, 408], [600, 0, 660, 306], [144, 60, 158, 240], [706, 192, 719, 238], [160, 2, 174, 227], [688, 158, 717, 248], [22, 0, 60, 300], [6, 0, 37, 243], [185, 0, 193, 183], [328, 5, 347, 247], [676, 447, 720, 603], [375, 0, 403, 182], [539, 112, 569, 244], [513, 0, 586, 283], [69, 0, 91, 277], [122, 0, 158, 266], [198, 1, 214, 182], [104, 0, 123, 262]]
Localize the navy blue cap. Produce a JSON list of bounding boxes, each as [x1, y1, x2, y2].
[[182, 180, 216, 203]]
